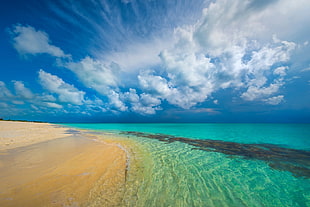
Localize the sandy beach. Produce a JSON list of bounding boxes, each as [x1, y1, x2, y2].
[[0, 121, 73, 151], [0, 121, 129, 206]]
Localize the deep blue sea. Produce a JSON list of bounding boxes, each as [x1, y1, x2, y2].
[[63, 123, 310, 207]]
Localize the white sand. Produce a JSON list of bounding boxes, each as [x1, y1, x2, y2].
[[0, 121, 72, 150]]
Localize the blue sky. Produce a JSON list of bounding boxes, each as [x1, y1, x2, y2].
[[0, 0, 309, 122]]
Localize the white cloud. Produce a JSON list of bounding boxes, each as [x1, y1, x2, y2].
[[274, 66, 288, 77], [107, 91, 127, 112], [137, 51, 224, 108], [45, 102, 63, 109], [12, 100, 24, 105], [189, 108, 220, 114], [13, 81, 34, 99], [195, 0, 310, 49], [121, 0, 131, 4], [135, 0, 298, 108], [30, 104, 39, 111], [0, 102, 9, 108], [239, 40, 295, 102], [158, 45, 216, 108], [241, 82, 283, 101], [83, 97, 106, 113], [6, 0, 308, 116], [137, 26, 295, 108], [10, 25, 68, 57], [102, 38, 171, 72], [263, 95, 284, 105], [65, 57, 119, 94], [122, 88, 161, 115], [38, 69, 85, 105], [138, 70, 209, 109], [0, 81, 13, 98], [301, 67, 310, 72], [140, 93, 161, 107], [254, 0, 310, 42], [246, 40, 295, 73], [0, 79, 107, 116], [138, 71, 171, 96], [40, 94, 57, 102], [64, 57, 130, 111], [194, 0, 253, 56]]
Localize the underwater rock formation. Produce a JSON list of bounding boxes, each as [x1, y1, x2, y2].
[[121, 131, 310, 179]]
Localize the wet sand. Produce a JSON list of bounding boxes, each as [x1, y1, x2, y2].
[[0, 121, 129, 206]]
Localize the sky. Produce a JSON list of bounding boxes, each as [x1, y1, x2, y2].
[[0, 0, 309, 123]]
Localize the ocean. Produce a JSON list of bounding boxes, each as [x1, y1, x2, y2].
[[63, 123, 310, 207]]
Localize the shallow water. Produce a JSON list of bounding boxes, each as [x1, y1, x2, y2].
[[64, 123, 310, 150], [65, 123, 310, 207]]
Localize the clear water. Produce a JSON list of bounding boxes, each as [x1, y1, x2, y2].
[[63, 123, 310, 207]]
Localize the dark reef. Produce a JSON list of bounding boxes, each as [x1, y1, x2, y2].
[[120, 131, 310, 179]]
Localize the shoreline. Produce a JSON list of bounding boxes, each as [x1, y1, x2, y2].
[[0, 121, 138, 206], [1, 122, 309, 206]]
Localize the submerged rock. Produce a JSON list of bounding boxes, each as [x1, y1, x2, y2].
[[121, 131, 310, 178]]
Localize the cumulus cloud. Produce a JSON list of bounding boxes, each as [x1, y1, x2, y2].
[[122, 88, 161, 115], [134, 0, 298, 108], [137, 30, 294, 108], [38, 69, 85, 105], [138, 70, 211, 109], [0, 81, 13, 98], [107, 91, 127, 112], [263, 95, 284, 105], [45, 102, 63, 109], [240, 40, 295, 101], [0, 80, 65, 114], [1, 75, 105, 116], [195, 0, 308, 51], [12, 101, 24, 105], [102, 38, 171, 72], [10, 25, 68, 57], [64, 57, 119, 94], [274, 66, 288, 77], [64, 57, 130, 111], [7, 0, 307, 117], [158, 46, 216, 108], [83, 97, 106, 113], [241, 82, 283, 101], [13, 81, 34, 99]]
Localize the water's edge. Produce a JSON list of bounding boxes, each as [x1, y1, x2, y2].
[[64, 124, 310, 207]]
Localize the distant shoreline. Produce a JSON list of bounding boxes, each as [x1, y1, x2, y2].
[[0, 120, 72, 150], [0, 118, 46, 123], [1, 119, 309, 124]]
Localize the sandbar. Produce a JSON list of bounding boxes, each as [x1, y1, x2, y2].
[[0, 121, 129, 206]]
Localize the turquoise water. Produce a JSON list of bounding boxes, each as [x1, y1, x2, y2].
[[63, 123, 310, 150], [63, 123, 310, 206]]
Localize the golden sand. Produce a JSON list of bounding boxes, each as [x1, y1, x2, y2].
[[0, 121, 129, 206]]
